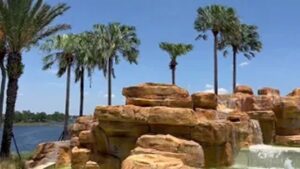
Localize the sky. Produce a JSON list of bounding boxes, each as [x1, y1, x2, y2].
[[14, 0, 300, 115]]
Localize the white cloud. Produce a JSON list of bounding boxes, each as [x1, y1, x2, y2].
[[104, 94, 115, 98], [202, 88, 229, 94], [205, 84, 213, 89], [202, 84, 229, 94], [239, 61, 249, 67]]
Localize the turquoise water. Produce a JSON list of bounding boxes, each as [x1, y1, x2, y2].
[[0, 123, 63, 152]]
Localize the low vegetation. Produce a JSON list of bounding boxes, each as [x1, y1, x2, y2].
[[0, 152, 32, 169]]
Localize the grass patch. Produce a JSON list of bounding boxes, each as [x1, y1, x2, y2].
[[0, 152, 33, 169]]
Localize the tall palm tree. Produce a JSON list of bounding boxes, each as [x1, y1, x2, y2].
[[0, 0, 69, 157], [74, 33, 95, 117], [159, 42, 193, 85], [92, 23, 140, 105], [194, 5, 237, 95], [219, 23, 262, 92], [0, 29, 6, 126], [42, 34, 78, 140]]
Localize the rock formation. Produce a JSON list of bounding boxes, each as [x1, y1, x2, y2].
[[26, 83, 300, 169], [123, 134, 204, 168]]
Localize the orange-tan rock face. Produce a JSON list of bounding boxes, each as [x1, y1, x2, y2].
[[129, 134, 204, 168], [192, 92, 217, 109], [235, 85, 254, 95], [258, 87, 280, 96], [287, 88, 300, 97], [122, 154, 195, 169], [273, 97, 300, 135], [25, 141, 71, 169], [247, 110, 276, 144], [275, 135, 300, 147], [29, 83, 300, 169], [92, 105, 235, 168], [123, 83, 192, 108]]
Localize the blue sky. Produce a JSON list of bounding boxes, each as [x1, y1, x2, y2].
[[16, 0, 300, 115]]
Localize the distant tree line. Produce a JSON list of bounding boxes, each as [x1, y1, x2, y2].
[[13, 111, 66, 123]]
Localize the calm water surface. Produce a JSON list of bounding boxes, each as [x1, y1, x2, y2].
[[0, 123, 63, 152]]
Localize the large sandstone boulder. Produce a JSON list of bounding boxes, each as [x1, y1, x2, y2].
[[218, 94, 255, 112], [123, 83, 192, 108], [195, 108, 219, 120], [70, 116, 95, 136], [122, 154, 195, 169], [235, 85, 254, 95], [258, 87, 280, 96], [123, 83, 189, 99], [273, 97, 300, 135], [132, 134, 204, 168], [94, 105, 198, 126], [71, 147, 91, 169], [25, 141, 71, 169], [192, 92, 217, 109], [191, 120, 235, 167], [126, 97, 192, 108], [93, 105, 237, 168], [275, 135, 300, 147], [287, 88, 300, 97], [226, 111, 264, 147], [247, 110, 276, 144]]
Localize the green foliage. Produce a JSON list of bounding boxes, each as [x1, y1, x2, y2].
[[41, 34, 79, 77], [0, 0, 70, 52], [194, 4, 238, 39], [14, 110, 65, 123], [219, 21, 262, 59], [159, 42, 193, 60], [91, 23, 141, 77]]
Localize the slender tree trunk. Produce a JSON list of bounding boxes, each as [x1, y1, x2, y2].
[[233, 48, 237, 93], [0, 52, 22, 158], [172, 68, 175, 85], [62, 64, 71, 140], [79, 67, 84, 117], [0, 54, 6, 127], [108, 58, 112, 106], [213, 31, 219, 95]]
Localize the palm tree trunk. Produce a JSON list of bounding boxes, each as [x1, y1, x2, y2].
[[213, 31, 219, 95], [108, 58, 112, 106], [172, 68, 175, 85], [62, 64, 71, 140], [79, 67, 84, 117], [0, 52, 22, 157], [233, 47, 237, 93], [0, 55, 6, 127]]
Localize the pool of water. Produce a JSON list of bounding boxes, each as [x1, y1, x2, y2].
[[231, 145, 300, 169]]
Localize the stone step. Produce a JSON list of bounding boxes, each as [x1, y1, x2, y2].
[[275, 135, 300, 147]]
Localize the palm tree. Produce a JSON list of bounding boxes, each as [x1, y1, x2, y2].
[[92, 23, 140, 105], [74, 33, 95, 117], [194, 5, 237, 95], [0, 29, 6, 126], [219, 23, 262, 92], [0, 0, 69, 157], [159, 42, 193, 85], [42, 34, 78, 140]]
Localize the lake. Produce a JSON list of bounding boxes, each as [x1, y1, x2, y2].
[[0, 123, 63, 153]]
